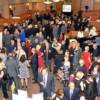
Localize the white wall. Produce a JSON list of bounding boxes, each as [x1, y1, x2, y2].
[[0, 32, 2, 48]]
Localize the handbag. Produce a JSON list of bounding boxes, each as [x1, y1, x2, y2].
[[2, 68, 10, 81], [8, 77, 16, 93]]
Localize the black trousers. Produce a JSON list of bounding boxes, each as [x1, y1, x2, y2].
[[39, 85, 50, 100], [32, 67, 38, 82], [43, 88, 51, 100], [1, 80, 9, 99], [97, 46, 100, 55]]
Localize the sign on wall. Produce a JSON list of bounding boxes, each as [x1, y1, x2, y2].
[[81, 0, 94, 11], [95, 0, 100, 2]]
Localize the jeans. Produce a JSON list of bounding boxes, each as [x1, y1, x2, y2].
[[97, 81, 100, 95]]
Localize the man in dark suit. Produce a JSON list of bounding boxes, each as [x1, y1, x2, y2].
[[43, 39, 53, 67], [31, 48, 38, 83], [63, 81, 80, 100], [40, 67, 55, 100]]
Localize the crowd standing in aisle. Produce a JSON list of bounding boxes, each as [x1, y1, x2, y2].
[[0, 11, 100, 100]]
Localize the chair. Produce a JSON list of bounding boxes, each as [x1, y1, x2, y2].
[[18, 89, 28, 99], [32, 92, 43, 100]]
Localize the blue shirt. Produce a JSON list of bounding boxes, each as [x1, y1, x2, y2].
[[19, 31, 26, 41]]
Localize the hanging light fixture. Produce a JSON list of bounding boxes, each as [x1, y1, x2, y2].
[[43, 0, 62, 4], [52, 0, 61, 3], [44, 0, 53, 4]]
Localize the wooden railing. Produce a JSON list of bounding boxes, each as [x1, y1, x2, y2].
[[83, 10, 100, 21], [0, 12, 32, 31]]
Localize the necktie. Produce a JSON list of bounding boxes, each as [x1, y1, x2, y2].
[[70, 89, 73, 99]]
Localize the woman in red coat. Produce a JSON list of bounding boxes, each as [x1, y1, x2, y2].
[[82, 46, 91, 72], [36, 44, 44, 71]]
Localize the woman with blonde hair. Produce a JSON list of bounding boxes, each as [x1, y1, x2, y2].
[[0, 58, 6, 70], [36, 44, 44, 71], [16, 38, 26, 60], [75, 71, 85, 91]]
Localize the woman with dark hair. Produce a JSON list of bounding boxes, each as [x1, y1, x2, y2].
[[18, 55, 30, 89], [0, 58, 9, 100]]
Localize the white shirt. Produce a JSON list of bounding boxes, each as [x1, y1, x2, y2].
[[77, 31, 84, 38], [84, 27, 89, 33], [70, 89, 73, 99], [89, 29, 97, 36], [64, 61, 70, 70]]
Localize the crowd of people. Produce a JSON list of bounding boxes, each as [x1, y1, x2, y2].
[[0, 10, 100, 100]]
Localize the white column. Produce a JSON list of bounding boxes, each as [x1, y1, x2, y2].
[[0, 32, 2, 48]]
